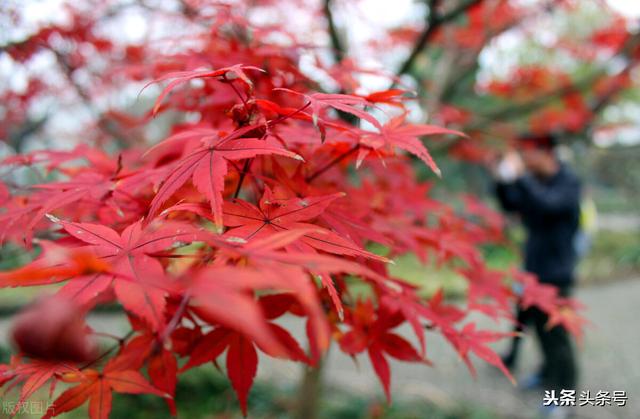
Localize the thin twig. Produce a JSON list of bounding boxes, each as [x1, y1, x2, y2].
[[306, 145, 360, 182], [51, 48, 132, 148], [323, 0, 345, 63], [394, 0, 485, 81], [158, 292, 191, 344], [80, 329, 135, 370], [234, 158, 254, 198]]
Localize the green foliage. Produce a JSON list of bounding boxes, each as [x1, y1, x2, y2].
[[579, 230, 640, 282], [0, 243, 39, 271]]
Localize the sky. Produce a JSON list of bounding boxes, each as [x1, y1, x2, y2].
[[606, 0, 640, 17], [3, 0, 639, 148]]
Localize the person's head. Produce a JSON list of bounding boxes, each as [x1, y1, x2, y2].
[[517, 133, 559, 177]]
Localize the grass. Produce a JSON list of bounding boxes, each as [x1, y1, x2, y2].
[[578, 230, 640, 282], [0, 227, 636, 314], [368, 227, 640, 298]]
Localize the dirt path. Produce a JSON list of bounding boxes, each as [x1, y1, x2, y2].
[[261, 278, 640, 418], [0, 279, 637, 418]]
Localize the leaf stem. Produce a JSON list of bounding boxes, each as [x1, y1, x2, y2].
[[227, 75, 249, 108], [80, 329, 135, 370], [267, 101, 311, 127], [233, 158, 254, 198], [158, 292, 191, 347], [305, 145, 360, 182]]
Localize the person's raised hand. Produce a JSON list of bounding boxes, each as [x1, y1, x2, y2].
[[495, 150, 524, 182]]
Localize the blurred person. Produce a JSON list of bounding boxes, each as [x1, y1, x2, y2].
[[574, 188, 598, 259], [490, 134, 581, 403]]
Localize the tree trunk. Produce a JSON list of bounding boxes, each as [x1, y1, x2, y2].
[[294, 359, 325, 419]]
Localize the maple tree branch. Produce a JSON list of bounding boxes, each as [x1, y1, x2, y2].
[[576, 34, 640, 135], [321, 0, 361, 125], [394, 0, 484, 80], [92, 332, 125, 342], [323, 0, 345, 63], [51, 48, 133, 148], [467, 33, 640, 132], [439, 61, 479, 103], [159, 292, 191, 344], [294, 356, 326, 419], [490, 33, 640, 122], [80, 329, 135, 370], [6, 115, 49, 153], [479, 75, 604, 124], [572, 64, 637, 141], [432, 64, 639, 155], [437, 1, 550, 103], [427, 0, 440, 12], [267, 101, 312, 127], [306, 144, 360, 182], [177, 0, 199, 19], [226, 74, 249, 109], [234, 159, 254, 198]]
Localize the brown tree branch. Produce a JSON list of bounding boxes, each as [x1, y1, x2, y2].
[[394, 0, 485, 80], [323, 0, 345, 64], [7, 116, 49, 153], [52, 48, 133, 148], [574, 62, 637, 141], [305, 144, 360, 182]]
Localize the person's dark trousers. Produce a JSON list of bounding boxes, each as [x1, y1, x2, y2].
[[504, 284, 578, 391], [501, 305, 528, 369], [533, 284, 577, 391]]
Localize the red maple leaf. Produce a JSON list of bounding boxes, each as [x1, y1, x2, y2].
[[442, 322, 516, 385], [105, 331, 179, 415], [275, 88, 382, 140], [223, 187, 386, 261], [44, 361, 167, 419], [357, 114, 466, 175], [147, 126, 303, 227], [339, 299, 427, 401], [0, 242, 111, 287], [147, 64, 265, 115], [47, 217, 200, 329], [181, 295, 308, 415], [0, 359, 78, 416]]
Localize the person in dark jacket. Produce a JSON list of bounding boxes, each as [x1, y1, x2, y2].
[[492, 133, 580, 394]]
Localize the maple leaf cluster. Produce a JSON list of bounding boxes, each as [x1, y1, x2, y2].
[[0, 2, 589, 418]]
